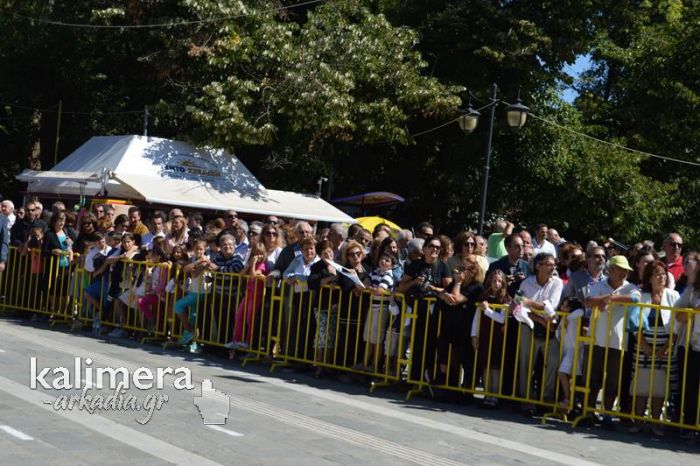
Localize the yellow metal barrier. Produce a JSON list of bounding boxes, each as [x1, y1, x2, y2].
[[269, 281, 411, 382], [0, 246, 76, 321], [405, 299, 574, 416], [573, 302, 699, 432], [2, 247, 699, 435]]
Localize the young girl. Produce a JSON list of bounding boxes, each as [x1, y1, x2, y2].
[[556, 296, 585, 412], [226, 243, 269, 350], [26, 226, 44, 274], [173, 240, 211, 346], [472, 269, 511, 408], [363, 253, 396, 371], [24, 226, 45, 309], [136, 247, 170, 335]]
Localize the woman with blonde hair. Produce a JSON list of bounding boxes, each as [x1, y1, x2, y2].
[[166, 215, 189, 252]]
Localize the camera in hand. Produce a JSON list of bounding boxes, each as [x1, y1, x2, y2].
[[419, 269, 433, 292]]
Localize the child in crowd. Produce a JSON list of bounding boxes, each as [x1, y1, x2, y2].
[[164, 244, 189, 329], [24, 226, 45, 309], [26, 226, 44, 275], [174, 240, 211, 346], [136, 247, 170, 335], [226, 243, 269, 350], [472, 269, 511, 408], [556, 296, 585, 412], [363, 253, 396, 371]]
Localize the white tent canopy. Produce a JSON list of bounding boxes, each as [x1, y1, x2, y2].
[[17, 135, 353, 223]]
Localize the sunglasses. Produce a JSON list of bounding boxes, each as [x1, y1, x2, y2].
[[27, 208, 36, 212], [465, 242, 475, 246], [669, 241, 683, 248], [426, 244, 441, 250], [348, 251, 362, 257], [264, 231, 278, 236], [228, 215, 238, 219]]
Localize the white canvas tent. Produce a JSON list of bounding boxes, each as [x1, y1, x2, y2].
[[17, 135, 353, 223]]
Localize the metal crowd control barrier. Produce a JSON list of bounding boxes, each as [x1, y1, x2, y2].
[[83, 258, 173, 338], [2, 246, 700, 435], [0, 246, 76, 323], [163, 267, 281, 362], [268, 283, 411, 384], [573, 303, 700, 432], [404, 301, 574, 417]]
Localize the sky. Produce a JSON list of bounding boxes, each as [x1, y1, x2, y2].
[[560, 54, 591, 103]]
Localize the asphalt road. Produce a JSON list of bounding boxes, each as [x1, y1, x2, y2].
[[0, 316, 696, 465]]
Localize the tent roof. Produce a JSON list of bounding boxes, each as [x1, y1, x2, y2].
[[17, 135, 352, 223]]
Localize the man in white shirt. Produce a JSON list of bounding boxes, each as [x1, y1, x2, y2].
[[1, 200, 16, 229], [517, 252, 563, 408], [141, 211, 167, 250], [531, 223, 557, 256], [584, 255, 641, 429]]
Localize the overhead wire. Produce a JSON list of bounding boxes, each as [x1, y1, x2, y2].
[[410, 102, 493, 138], [526, 111, 700, 168], [411, 99, 700, 168]]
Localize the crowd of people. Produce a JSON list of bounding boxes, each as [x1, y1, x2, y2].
[[0, 199, 698, 437]]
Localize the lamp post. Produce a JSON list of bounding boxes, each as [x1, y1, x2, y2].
[[458, 83, 529, 235]]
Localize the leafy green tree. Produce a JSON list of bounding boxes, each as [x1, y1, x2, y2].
[[182, 0, 463, 192], [575, 0, 700, 246]]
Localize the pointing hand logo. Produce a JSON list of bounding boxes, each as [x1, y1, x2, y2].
[[193, 379, 230, 425]]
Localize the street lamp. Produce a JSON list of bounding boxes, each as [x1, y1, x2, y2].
[[458, 83, 529, 235]]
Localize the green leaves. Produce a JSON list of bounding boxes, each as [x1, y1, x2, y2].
[[182, 0, 461, 154]]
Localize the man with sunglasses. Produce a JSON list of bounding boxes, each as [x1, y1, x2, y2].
[[662, 233, 685, 284], [215, 209, 240, 245], [10, 200, 48, 247], [562, 245, 608, 303]]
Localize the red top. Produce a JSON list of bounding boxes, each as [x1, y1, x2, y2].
[[665, 255, 685, 282]]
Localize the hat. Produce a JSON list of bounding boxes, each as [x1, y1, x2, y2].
[[607, 255, 632, 271]]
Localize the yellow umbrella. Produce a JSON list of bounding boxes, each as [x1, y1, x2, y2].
[[354, 216, 401, 232]]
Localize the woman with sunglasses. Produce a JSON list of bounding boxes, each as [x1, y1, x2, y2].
[[434, 260, 484, 398], [397, 236, 452, 388], [334, 240, 371, 371], [447, 231, 487, 279], [74, 213, 99, 256], [261, 224, 283, 270]]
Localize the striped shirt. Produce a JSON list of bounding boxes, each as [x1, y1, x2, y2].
[[370, 268, 394, 308]]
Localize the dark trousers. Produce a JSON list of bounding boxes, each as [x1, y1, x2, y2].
[[679, 347, 700, 427], [410, 300, 439, 382]]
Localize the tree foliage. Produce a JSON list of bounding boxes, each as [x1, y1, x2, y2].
[[0, 0, 696, 247]]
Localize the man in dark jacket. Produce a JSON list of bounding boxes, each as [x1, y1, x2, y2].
[[10, 200, 48, 247]]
